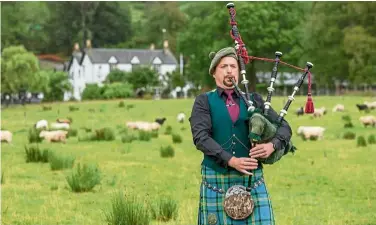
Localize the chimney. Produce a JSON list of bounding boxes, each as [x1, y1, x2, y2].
[[150, 43, 155, 50], [163, 40, 169, 54], [86, 39, 92, 49], [73, 43, 80, 52]]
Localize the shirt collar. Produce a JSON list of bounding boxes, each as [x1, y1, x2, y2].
[[216, 86, 238, 98]]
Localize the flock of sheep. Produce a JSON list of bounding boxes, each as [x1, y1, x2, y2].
[[0, 112, 188, 144], [295, 101, 376, 140]]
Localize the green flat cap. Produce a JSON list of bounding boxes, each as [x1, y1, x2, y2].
[[208, 47, 238, 75]]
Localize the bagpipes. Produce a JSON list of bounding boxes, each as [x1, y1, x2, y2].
[[226, 2, 315, 164]]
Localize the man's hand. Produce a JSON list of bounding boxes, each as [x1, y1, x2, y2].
[[249, 142, 275, 159], [228, 157, 258, 175]]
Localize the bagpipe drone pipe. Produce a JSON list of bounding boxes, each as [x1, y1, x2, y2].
[[226, 3, 315, 164]]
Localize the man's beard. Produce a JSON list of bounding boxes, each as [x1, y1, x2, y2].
[[223, 76, 235, 88]]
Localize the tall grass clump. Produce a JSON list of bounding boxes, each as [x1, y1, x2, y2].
[[164, 126, 172, 135], [160, 145, 175, 158], [172, 133, 182, 143], [342, 115, 354, 128], [357, 136, 367, 147], [368, 134, 376, 144], [121, 133, 137, 143], [104, 192, 150, 225], [343, 131, 356, 140], [28, 128, 43, 143], [49, 152, 75, 170], [66, 163, 101, 192], [1, 171, 5, 184], [138, 131, 152, 141], [25, 145, 49, 163], [150, 196, 178, 222], [94, 128, 115, 141], [118, 101, 125, 108]]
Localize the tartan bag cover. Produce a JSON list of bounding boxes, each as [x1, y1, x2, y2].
[[198, 165, 275, 225]]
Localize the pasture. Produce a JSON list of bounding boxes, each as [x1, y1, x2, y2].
[[1, 96, 376, 225]]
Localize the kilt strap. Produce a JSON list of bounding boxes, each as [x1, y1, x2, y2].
[[202, 177, 264, 194]]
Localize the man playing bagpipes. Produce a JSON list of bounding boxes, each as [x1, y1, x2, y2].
[[189, 3, 314, 225]]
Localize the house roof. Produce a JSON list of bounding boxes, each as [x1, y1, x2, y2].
[[81, 48, 178, 65]]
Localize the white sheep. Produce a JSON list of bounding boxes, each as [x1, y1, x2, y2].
[[332, 104, 345, 112], [359, 116, 376, 127], [313, 107, 327, 117], [364, 101, 376, 110], [50, 122, 70, 130], [39, 130, 68, 143], [35, 119, 49, 130], [297, 126, 326, 140], [177, 112, 186, 123], [0, 130, 13, 143], [126, 121, 161, 131]]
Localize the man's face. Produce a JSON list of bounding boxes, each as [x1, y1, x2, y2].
[[213, 56, 239, 89]]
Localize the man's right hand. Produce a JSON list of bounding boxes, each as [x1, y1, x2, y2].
[[227, 157, 258, 175]]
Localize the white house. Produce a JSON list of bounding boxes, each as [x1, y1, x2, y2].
[[64, 41, 178, 101]]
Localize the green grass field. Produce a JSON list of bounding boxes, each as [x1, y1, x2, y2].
[[1, 96, 376, 225]]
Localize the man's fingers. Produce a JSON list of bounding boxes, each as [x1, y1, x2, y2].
[[242, 158, 258, 163], [243, 161, 259, 167], [250, 152, 267, 158], [250, 145, 264, 151], [239, 169, 253, 176]]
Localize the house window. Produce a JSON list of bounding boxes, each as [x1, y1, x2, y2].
[[153, 64, 161, 74], [110, 63, 117, 71]]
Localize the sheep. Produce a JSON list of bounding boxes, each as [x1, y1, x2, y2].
[[39, 130, 68, 143], [359, 116, 376, 127], [332, 104, 345, 112], [177, 112, 186, 123], [356, 104, 369, 112], [364, 101, 376, 110], [0, 130, 12, 143], [126, 121, 162, 131], [50, 122, 70, 130], [295, 107, 304, 116], [35, 119, 48, 130], [313, 107, 327, 117], [155, 117, 166, 125], [297, 126, 326, 140]]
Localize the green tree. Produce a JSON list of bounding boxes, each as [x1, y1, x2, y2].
[[124, 67, 160, 90], [1, 45, 40, 93], [177, 2, 307, 91], [43, 71, 72, 102]]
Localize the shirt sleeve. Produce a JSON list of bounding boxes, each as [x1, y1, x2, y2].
[[189, 93, 233, 167], [252, 92, 292, 153]]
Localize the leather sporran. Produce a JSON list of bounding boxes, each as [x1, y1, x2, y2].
[[223, 185, 254, 220]]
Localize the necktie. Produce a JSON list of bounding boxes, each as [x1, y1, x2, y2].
[[224, 89, 239, 123]]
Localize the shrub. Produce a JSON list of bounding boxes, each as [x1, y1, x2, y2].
[[25, 145, 49, 163], [102, 82, 134, 99], [343, 131, 356, 140], [126, 104, 135, 110], [118, 101, 125, 108], [342, 115, 354, 128], [94, 128, 115, 141], [67, 129, 78, 138], [49, 152, 75, 171], [164, 126, 172, 135], [160, 145, 175, 158], [42, 105, 52, 111], [151, 130, 159, 138], [82, 84, 105, 100], [172, 133, 182, 144], [151, 196, 178, 222], [138, 131, 152, 142], [104, 192, 150, 225], [69, 105, 79, 112], [368, 134, 376, 144], [66, 163, 101, 192], [357, 136, 367, 147], [121, 134, 137, 143], [28, 128, 43, 143]]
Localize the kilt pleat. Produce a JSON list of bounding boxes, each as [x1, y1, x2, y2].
[[198, 165, 275, 225]]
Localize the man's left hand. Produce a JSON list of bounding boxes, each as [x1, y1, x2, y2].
[[249, 142, 275, 159]]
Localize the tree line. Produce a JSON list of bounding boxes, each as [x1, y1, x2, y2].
[[1, 1, 375, 93]]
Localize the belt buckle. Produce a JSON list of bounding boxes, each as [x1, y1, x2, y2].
[[223, 185, 254, 220]]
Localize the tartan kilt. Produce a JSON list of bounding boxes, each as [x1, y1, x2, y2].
[[198, 165, 275, 225]]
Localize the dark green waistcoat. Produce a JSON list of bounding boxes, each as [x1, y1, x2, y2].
[[202, 90, 252, 174]]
